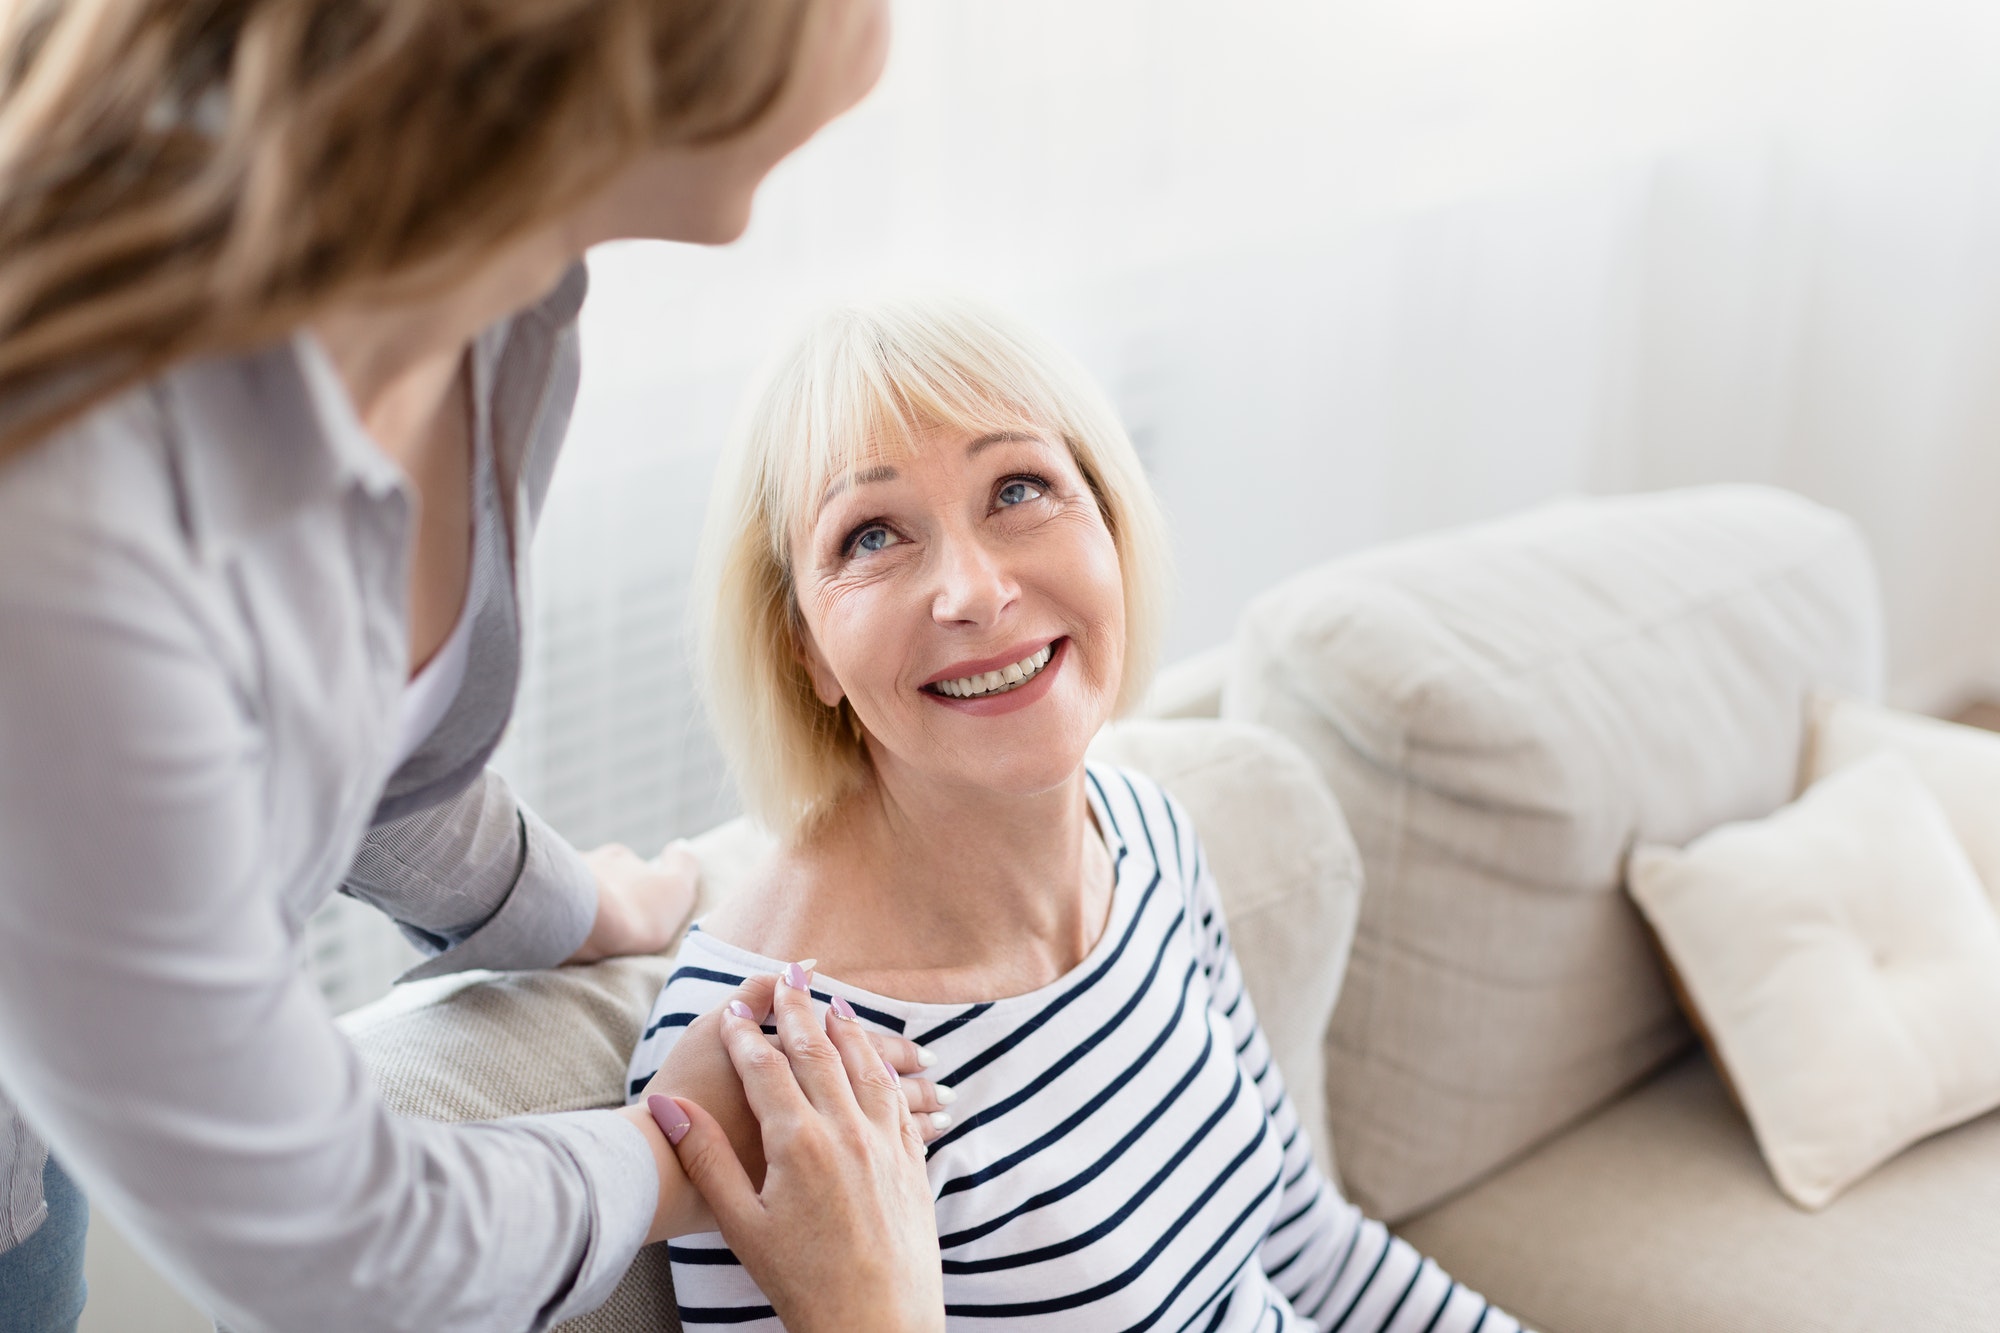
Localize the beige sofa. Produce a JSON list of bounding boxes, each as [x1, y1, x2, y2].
[[343, 484, 2000, 1332]]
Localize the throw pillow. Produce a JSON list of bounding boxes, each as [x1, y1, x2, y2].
[[1807, 692, 2000, 909], [1627, 752, 2000, 1209]]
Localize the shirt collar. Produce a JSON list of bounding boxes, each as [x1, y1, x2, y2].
[[160, 334, 407, 567], [292, 330, 410, 498], [159, 259, 586, 566]]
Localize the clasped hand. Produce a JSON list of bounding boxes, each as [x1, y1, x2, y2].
[[638, 968, 947, 1333]]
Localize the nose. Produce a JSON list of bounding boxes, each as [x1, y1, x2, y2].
[[930, 530, 1018, 627]]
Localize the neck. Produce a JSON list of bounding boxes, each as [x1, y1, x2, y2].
[[309, 229, 574, 463], [774, 762, 1113, 1000]]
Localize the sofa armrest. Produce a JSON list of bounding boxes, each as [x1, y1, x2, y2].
[[1089, 718, 1361, 1184]]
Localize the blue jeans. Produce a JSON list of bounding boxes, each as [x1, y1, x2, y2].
[[0, 1155, 89, 1333]]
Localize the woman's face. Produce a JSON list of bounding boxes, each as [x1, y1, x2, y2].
[[573, 0, 891, 247], [793, 425, 1127, 804]]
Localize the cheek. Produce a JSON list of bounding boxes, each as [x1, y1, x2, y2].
[[802, 577, 907, 701], [1058, 520, 1128, 681]]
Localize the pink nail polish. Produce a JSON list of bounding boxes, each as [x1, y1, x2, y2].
[[783, 960, 811, 990], [882, 1054, 900, 1084], [831, 995, 858, 1021], [728, 1000, 754, 1021], [647, 1095, 691, 1145]]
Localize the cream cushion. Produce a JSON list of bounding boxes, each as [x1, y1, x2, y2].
[[1400, 1050, 2000, 1333], [1223, 485, 1883, 1220], [339, 718, 1360, 1333], [1808, 692, 2000, 908], [1628, 753, 2000, 1207]]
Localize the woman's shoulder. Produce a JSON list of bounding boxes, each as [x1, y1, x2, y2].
[[0, 384, 190, 601], [687, 838, 814, 961], [636, 927, 773, 1033]]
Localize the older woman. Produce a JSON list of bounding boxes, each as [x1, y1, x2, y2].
[[629, 297, 1529, 1331]]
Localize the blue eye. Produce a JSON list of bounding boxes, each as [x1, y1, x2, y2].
[[998, 479, 1045, 507], [850, 525, 899, 555]]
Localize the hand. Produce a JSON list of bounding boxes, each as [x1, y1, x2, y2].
[[566, 841, 699, 963], [659, 965, 945, 1333], [633, 972, 955, 1235]]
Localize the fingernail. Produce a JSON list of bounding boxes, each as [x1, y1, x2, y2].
[[784, 961, 812, 991], [797, 958, 817, 972], [647, 1095, 691, 1145], [882, 1055, 900, 1084], [929, 1111, 952, 1131], [934, 1084, 958, 1106], [728, 1000, 754, 1021], [916, 1046, 937, 1068], [831, 995, 858, 1021]]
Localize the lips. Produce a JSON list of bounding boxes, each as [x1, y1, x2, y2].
[[920, 638, 1069, 716], [920, 638, 1063, 695]]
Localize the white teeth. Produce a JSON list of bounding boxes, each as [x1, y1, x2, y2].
[[933, 644, 1055, 699]]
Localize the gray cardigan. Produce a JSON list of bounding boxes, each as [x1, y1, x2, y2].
[[0, 265, 658, 1330]]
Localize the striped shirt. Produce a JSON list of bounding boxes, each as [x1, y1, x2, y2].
[[628, 765, 1522, 1333]]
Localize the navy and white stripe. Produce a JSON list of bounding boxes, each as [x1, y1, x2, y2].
[[628, 765, 1522, 1333]]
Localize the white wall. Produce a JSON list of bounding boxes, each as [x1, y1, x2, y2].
[[495, 0, 2000, 859]]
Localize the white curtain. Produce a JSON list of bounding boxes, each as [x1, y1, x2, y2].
[[316, 0, 2000, 1008]]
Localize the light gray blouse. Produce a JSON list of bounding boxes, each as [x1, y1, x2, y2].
[[0, 265, 658, 1331]]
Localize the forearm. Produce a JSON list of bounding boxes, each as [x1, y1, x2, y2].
[[346, 770, 599, 979], [0, 596, 642, 1330], [2, 947, 658, 1331]]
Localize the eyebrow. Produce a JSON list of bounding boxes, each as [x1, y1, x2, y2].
[[966, 429, 1044, 456], [817, 465, 899, 515], [814, 431, 1048, 515]]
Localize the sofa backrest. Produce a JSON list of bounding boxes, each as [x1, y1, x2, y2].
[[1224, 484, 1883, 1221]]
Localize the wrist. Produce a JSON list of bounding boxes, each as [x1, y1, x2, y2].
[[567, 884, 623, 964], [615, 1103, 709, 1242]]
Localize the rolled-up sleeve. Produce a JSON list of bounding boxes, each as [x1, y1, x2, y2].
[[0, 539, 648, 1331], [345, 771, 599, 981]]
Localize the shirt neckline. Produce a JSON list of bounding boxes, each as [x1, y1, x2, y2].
[[685, 766, 1138, 1025]]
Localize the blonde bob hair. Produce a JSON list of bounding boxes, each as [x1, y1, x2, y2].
[[0, 0, 804, 460], [698, 294, 1173, 837]]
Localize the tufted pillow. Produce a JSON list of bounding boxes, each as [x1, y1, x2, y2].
[[1806, 692, 2000, 909], [1627, 752, 2000, 1209]]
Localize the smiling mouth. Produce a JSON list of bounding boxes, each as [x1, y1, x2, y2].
[[925, 642, 1058, 699]]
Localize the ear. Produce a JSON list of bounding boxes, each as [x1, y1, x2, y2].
[[796, 626, 845, 709]]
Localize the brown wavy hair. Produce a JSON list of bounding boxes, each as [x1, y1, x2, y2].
[[0, 0, 804, 459]]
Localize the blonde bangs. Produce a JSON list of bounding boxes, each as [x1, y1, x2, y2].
[[700, 294, 1173, 838], [753, 300, 1079, 558]]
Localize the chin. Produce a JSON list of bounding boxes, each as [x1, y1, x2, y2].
[[954, 736, 1095, 802], [694, 193, 756, 245], [700, 207, 753, 245], [634, 193, 755, 247]]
